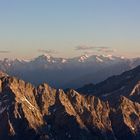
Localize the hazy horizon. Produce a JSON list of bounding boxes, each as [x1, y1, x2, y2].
[[0, 0, 140, 59], [0, 52, 139, 61]]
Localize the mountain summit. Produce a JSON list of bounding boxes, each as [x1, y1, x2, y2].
[[0, 65, 140, 139], [0, 55, 140, 88]]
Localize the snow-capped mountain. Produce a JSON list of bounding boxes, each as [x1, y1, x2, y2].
[[0, 54, 140, 88]]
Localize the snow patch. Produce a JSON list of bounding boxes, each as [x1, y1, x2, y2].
[[96, 57, 103, 62], [62, 59, 67, 63], [79, 54, 89, 62], [21, 96, 37, 110]]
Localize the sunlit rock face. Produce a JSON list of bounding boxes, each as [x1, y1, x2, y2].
[[0, 65, 140, 140], [0, 76, 45, 140]]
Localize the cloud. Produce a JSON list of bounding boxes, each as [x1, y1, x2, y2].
[[0, 50, 11, 53], [97, 48, 116, 53], [38, 49, 57, 54], [75, 45, 116, 54], [75, 45, 97, 50], [75, 45, 110, 51]]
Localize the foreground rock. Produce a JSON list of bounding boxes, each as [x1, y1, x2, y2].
[[0, 65, 140, 140]]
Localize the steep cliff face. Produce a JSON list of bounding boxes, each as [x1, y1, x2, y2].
[[36, 83, 57, 116], [110, 96, 140, 140], [0, 75, 113, 140], [43, 89, 114, 140], [0, 76, 45, 140], [0, 65, 140, 140]]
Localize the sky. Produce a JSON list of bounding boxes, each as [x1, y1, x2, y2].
[[0, 0, 140, 59]]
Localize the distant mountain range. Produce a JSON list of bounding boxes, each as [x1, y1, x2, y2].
[[0, 65, 140, 140], [0, 54, 140, 88]]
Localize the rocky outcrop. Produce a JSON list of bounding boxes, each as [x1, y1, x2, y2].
[[0, 65, 140, 140], [0, 76, 45, 140], [110, 96, 140, 140], [0, 75, 114, 140]]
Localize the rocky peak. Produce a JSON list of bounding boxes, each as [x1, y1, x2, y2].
[[0, 71, 8, 78], [110, 96, 140, 140], [0, 76, 45, 140], [0, 74, 114, 139], [130, 81, 140, 96], [36, 83, 57, 115], [0, 66, 140, 139]]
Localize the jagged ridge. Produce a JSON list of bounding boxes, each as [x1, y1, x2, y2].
[[0, 65, 140, 140]]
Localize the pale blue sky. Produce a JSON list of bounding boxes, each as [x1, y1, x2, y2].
[[0, 0, 140, 59]]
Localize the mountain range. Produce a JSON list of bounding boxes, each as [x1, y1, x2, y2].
[[0, 65, 140, 140], [0, 54, 140, 88]]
